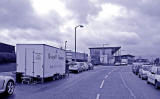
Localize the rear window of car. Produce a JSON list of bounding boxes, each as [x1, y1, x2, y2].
[[142, 66, 151, 71], [80, 63, 84, 66]]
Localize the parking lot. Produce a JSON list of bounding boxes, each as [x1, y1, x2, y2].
[[0, 65, 160, 99]]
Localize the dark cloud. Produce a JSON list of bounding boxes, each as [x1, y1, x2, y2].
[[97, 2, 160, 44], [1, 0, 160, 58], [0, 0, 64, 30], [64, 0, 101, 23], [0, 0, 36, 29], [0, 0, 66, 45]]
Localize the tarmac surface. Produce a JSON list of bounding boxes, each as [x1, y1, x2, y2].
[[1, 65, 160, 99]]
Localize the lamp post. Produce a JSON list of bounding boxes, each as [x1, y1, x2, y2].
[[75, 25, 84, 62], [64, 41, 69, 76], [103, 44, 109, 47]]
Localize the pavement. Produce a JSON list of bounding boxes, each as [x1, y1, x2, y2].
[[1, 65, 160, 99]]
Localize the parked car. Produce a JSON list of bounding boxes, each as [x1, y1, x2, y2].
[[121, 62, 127, 66], [147, 66, 160, 89], [79, 62, 88, 71], [138, 65, 152, 80], [80, 62, 85, 71], [83, 62, 89, 71], [69, 62, 83, 73], [88, 63, 94, 70], [115, 62, 121, 66], [132, 62, 143, 75], [0, 76, 15, 95]]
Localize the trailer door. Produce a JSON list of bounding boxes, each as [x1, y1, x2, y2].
[[26, 49, 35, 76]]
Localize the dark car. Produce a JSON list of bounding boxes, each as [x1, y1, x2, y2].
[[132, 62, 143, 75]]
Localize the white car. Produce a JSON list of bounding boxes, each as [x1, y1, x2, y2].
[[69, 62, 82, 73], [115, 62, 121, 66], [138, 65, 152, 80], [121, 62, 127, 66], [77, 62, 88, 71], [83, 62, 89, 71], [0, 76, 15, 95], [147, 66, 160, 89]]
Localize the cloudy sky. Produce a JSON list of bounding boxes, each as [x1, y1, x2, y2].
[[0, 0, 160, 58]]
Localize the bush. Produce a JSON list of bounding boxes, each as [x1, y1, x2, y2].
[[0, 53, 16, 63]]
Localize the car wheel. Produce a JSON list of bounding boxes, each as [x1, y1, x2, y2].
[[147, 79, 150, 84], [155, 81, 159, 89], [5, 81, 15, 95], [141, 77, 144, 80], [139, 75, 140, 78]]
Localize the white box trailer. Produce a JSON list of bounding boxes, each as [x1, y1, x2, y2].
[[16, 44, 66, 80]]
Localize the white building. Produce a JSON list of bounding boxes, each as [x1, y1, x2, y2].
[[89, 47, 121, 65]]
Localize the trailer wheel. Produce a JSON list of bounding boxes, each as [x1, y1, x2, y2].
[[59, 75, 62, 79], [54, 74, 60, 80], [141, 77, 144, 80], [147, 79, 150, 84]]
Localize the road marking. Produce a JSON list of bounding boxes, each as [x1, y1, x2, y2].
[[120, 72, 136, 99], [105, 69, 116, 79], [100, 80, 105, 88], [96, 94, 100, 99], [105, 75, 108, 79]]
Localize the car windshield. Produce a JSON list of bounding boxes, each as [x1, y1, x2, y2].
[[79, 63, 84, 66], [142, 66, 151, 71], [70, 65, 76, 67], [73, 62, 80, 66]]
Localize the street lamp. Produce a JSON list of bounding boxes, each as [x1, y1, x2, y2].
[[75, 25, 84, 62], [103, 44, 109, 47]]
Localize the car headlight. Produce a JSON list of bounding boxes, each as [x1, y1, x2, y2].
[[156, 76, 160, 82], [0, 80, 5, 90]]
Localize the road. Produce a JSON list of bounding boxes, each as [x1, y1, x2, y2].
[[1, 65, 160, 99]]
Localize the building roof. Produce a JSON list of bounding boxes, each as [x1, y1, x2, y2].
[[66, 50, 88, 55], [0, 42, 14, 47], [89, 47, 121, 49], [0, 42, 15, 53], [121, 54, 135, 58], [89, 47, 121, 54]]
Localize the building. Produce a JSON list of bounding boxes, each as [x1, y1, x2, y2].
[[135, 58, 150, 64], [0, 43, 15, 53], [121, 54, 135, 64], [0, 43, 15, 63], [89, 47, 121, 65], [66, 50, 88, 62]]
